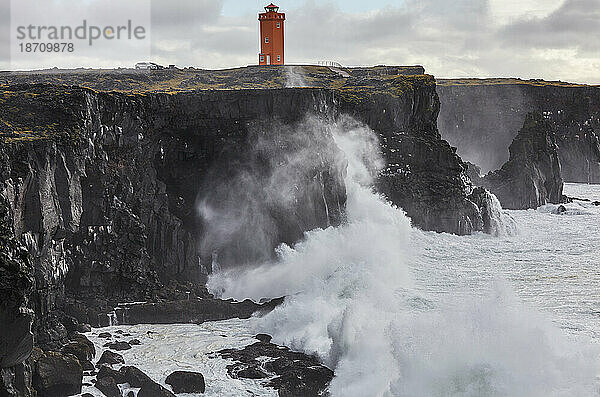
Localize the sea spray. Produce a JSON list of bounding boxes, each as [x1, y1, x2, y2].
[[284, 66, 308, 88], [208, 118, 600, 396]]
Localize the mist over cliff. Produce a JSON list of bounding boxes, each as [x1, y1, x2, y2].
[[437, 80, 600, 183]]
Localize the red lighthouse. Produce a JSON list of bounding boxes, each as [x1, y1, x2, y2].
[[258, 3, 285, 65]]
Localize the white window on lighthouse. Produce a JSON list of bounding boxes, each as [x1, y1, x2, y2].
[[265, 37, 269, 43], [277, 22, 280, 28], [277, 55, 281, 62]]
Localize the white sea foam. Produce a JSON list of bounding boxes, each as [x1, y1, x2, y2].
[[83, 319, 278, 397], [209, 121, 600, 396]]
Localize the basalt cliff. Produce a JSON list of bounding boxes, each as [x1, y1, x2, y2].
[[0, 65, 497, 396], [470, 112, 564, 210], [437, 79, 600, 183]]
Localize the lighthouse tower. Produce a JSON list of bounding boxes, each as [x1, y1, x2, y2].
[[258, 4, 285, 65]]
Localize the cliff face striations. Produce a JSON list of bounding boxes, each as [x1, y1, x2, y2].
[[335, 74, 484, 235], [480, 113, 564, 209], [0, 84, 345, 347], [437, 80, 600, 183]]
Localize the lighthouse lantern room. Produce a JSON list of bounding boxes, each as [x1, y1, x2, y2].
[[258, 3, 285, 65]]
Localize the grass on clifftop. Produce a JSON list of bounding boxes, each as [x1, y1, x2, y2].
[[0, 65, 429, 94], [0, 65, 433, 144], [437, 78, 592, 88], [0, 85, 84, 144]]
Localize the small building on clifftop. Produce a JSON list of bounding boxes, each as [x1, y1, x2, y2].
[[258, 3, 285, 65]]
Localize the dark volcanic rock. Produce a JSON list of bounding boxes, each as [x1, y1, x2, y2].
[[337, 77, 486, 235], [114, 297, 283, 325], [482, 112, 564, 209], [81, 359, 95, 371], [98, 332, 111, 339], [219, 342, 333, 397], [119, 366, 175, 397], [0, 195, 35, 397], [255, 333, 272, 343], [467, 187, 508, 235], [96, 366, 124, 384], [0, 85, 346, 339], [165, 371, 205, 394], [33, 351, 83, 397], [62, 333, 96, 363], [96, 365, 175, 396], [96, 350, 125, 367], [553, 205, 568, 214], [0, 363, 36, 397], [0, 195, 34, 369], [438, 81, 600, 183], [95, 376, 121, 397], [76, 323, 92, 333], [103, 341, 131, 351]]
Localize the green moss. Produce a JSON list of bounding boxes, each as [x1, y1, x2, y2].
[[0, 85, 86, 144]]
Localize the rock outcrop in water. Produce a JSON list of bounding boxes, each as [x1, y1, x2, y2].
[[479, 113, 564, 209], [334, 74, 484, 235], [437, 79, 600, 183], [218, 335, 334, 397]]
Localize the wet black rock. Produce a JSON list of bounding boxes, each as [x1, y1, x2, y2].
[[120, 366, 175, 397], [0, 195, 34, 372], [334, 77, 488, 235], [96, 365, 175, 397], [255, 333, 272, 343], [553, 205, 568, 214], [219, 342, 333, 397], [81, 359, 95, 371], [62, 333, 96, 363], [0, 363, 36, 397], [481, 113, 564, 209], [128, 339, 141, 345], [103, 341, 131, 351], [98, 332, 111, 339], [165, 371, 206, 394], [114, 297, 283, 325], [33, 351, 83, 397], [96, 376, 121, 397], [96, 366, 123, 383], [237, 367, 269, 379], [77, 323, 92, 333]]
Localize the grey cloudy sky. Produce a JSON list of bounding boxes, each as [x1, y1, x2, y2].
[[2, 0, 599, 84]]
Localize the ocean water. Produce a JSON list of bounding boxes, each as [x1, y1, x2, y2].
[[82, 319, 278, 396], [82, 117, 600, 396], [413, 183, 600, 342], [209, 120, 600, 396]]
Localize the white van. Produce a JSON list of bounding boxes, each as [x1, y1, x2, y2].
[[135, 62, 159, 70]]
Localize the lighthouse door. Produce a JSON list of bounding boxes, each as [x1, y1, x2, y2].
[[266, 55, 271, 65]]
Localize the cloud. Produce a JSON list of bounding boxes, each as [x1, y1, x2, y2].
[[500, 0, 600, 54], [2, 0, 599, 84]]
